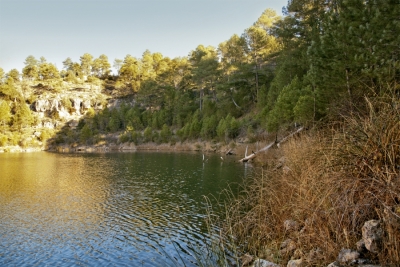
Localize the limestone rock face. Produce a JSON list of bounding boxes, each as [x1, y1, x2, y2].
[[49, 98, 61, 111], [35, 99, 50, 112], [362, 220, 383, 253], [82, 99, 91, 110], [42, 121, 55, 129], [71, 98, 82, 115]]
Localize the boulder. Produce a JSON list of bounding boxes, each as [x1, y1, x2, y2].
[[362, 220, 383, 253]]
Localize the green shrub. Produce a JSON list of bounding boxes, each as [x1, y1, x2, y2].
[[143, 126, 152, 142], [39, 129, 53, 142], [0, 134, 8, 146], [160, 124, 171, 143]]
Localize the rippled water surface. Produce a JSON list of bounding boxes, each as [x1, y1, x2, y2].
[[0, 152, 252, 266]]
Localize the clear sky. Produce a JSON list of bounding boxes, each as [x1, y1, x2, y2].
[[0, 0, 288, 73]]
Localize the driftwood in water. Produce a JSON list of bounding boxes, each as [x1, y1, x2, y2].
[[239, 151, 258, 162], [239, 127, 304, 162]]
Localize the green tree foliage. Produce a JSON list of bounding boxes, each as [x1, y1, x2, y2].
[[22, 56, 39, 81], [119, 55, 141, 91], [0, 100, 11, 131], [13, 102, 34, 131], [160, 124, 171, 143], [62, 57, 74, 70], [39, 62, 60, 80], [113, 59, 123, 75], [5, 3, 397, 146], [267, 76, 302, 131], [0, 77, 20, 100], [80, 53, 94, 77], [7, 69, 20, 81], [307, 0, 400, 109], [92, 54, 111, 78], [143, 126, 152, 142], [80, 124, 93, 143], [265, 0, 399, 131], [189, 45, 220, 111], [0, 68, 5, 84]]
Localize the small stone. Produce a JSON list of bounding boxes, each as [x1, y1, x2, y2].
[[362, 220, 383, 253], [326, 262, 340, 267], [287, 259, 302, 267], [253, 259, 280, 267], [284, 220, 300, 232], [283, 166, 291, 174], [337, 248, 360, 264], [241, 253, 253, 266]]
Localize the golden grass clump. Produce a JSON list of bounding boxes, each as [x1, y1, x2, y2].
[[216, 97, 400, 265]]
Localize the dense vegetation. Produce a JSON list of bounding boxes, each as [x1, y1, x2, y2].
[[1, 0, 397, 148]]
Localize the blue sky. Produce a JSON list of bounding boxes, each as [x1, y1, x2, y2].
[[0, 0, 288, 73]]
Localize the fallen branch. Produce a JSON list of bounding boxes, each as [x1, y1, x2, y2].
[[277, 127, 304, 147], [239, 150, 259, 162], [239, 127, 304, 162]]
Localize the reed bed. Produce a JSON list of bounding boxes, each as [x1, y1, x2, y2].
[[209, 96, 400, 266]]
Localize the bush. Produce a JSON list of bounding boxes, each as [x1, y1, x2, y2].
[[0, 134, 8, 146], [8, 132, 20, 145], [160, 124, 171, 143], [143, 126, 152, 142], [39, 129, 53, 142]]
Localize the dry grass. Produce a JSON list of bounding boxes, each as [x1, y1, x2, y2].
[[212, 96, 400, 266]]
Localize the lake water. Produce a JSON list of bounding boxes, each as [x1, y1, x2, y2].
[[0, 151, 252, 266]]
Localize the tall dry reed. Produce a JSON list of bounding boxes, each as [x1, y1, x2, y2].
[[212, 96, 400, 266]]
